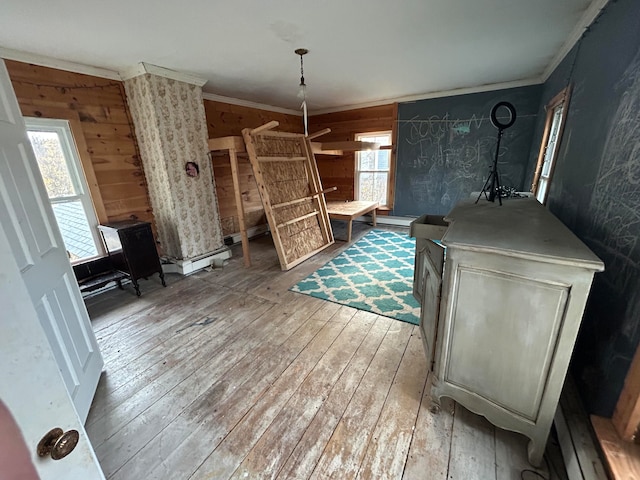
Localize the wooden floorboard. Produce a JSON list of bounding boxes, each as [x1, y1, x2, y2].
[[308, 321, 415, 480], [85, 221, 568, 479]]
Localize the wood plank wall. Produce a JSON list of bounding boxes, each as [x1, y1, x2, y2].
[[309, 105, 395, 207], [5, 60, 154, 227], [203, 101, 397, 235], [203, 99, 303, 236], [5, 61, 398, 242]]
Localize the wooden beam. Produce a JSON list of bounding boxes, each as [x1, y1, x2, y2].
[[242, 125, 334, 271], [592, 415, 640, 479], [208, 135, 251, 267], [307, 128, 331, 140], [613, 342, 640, 441], [229, 148, 251, 268], [387, 101, 399, 210], [271, 187, 337, 209], [319, 141, 379, 152], [241, 127, 288, 266], [302, 137, 334, 246], [250, 121, 279, 135], [254, 130, 301, 138], [256, 156, 306, 163], [276, 211, 319, 229], [208, 136, 245, 153], [310, 142, 343, 156]]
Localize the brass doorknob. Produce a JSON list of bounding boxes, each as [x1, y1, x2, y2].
[[37, 428, 79, 460]]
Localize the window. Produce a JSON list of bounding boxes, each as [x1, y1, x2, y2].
[[531, 87, 571, 204], [25, 118, 103, 262], [355, 131, 392, 206]]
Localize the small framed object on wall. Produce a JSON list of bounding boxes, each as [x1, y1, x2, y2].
[[185, 161, 199, 177]]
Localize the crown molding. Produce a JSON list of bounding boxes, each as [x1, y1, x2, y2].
[[201, 92, 302, 116], [119, 62, 207, 86], [310, 77, 543, 115], [0, 46, 121, 80], [541, 0, 610, 81]]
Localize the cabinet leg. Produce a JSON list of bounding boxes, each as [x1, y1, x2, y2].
[[160, 272, 166, 287], [429, 398, 441, 414], [425, 372, 442, 414], [526, 438, 545, 467]]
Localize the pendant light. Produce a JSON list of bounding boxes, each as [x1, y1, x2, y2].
[[295, 48, 309, 136]]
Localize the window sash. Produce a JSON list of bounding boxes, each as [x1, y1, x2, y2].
[[531, 87, 571, 205], [355, 131, 392, 205], [25, 117, 104, 263]]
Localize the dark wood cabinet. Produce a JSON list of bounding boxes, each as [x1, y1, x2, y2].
[[98, 220, 165, 296]]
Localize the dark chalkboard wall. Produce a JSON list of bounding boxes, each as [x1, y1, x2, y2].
[[526, 0, 640, 417], [394, 86, 542, 216]]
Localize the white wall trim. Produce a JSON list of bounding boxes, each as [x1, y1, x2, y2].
[[0, 46, 121, 81], [202, 92, 302, 116], [224, 224, 270, 245], [311, 77, 543, 115], [348, 214, 414, 227], [119, 62, 207, 86], [161, 247, 232, 276], [541, 0, 610, 81]]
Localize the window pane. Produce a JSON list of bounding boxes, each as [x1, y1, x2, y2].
[[359, 172, 388, 204], [26, 118, 102, 263], [540, 105, 564, 177], [373, 172, 388, 204], [374, 134, 391, 146], [359, 151, 375, 170], [536, 179, 548, 203], [376, 150, 390, 170], [28, 131, 77, 198], [356, 133, 391, 147], [359, 173, 374, 202], [51, 200, 98, 261], [355, 131, 392, 205]]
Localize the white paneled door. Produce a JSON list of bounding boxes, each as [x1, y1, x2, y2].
[[0, 59, 104, 477]]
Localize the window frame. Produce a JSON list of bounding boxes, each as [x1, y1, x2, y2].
[[531, 86, 571, 205], [354, 130, 394, 208], [25, 117, 105, 263]]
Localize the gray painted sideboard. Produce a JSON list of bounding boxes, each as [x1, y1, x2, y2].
[[411, 198, 604, 466]]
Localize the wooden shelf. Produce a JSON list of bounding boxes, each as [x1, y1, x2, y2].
[[77, 270, 128, 293]]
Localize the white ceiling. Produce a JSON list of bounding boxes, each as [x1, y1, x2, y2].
[[0, 0, 602, 113]]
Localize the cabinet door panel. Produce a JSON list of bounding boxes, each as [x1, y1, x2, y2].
[[445, 266, 568, 420], [413, 239, 426, 303], [419, 240, 445, 366]]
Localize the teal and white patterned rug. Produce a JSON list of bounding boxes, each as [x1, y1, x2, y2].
[[290, 229, 420, 325]]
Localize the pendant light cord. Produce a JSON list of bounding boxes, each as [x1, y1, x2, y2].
[[296, 48, 309, 136]]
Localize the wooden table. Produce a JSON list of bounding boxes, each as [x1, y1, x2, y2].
[[326, 201, 378, 242]]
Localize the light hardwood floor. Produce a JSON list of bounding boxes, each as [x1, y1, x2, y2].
[[85, 222, 568, 480]]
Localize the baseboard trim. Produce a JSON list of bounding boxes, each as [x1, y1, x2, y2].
[[349, 214, 414, 227], [162, 247, 232, 276], [224, 224, 270, 245], [555, 377, 608, 480]]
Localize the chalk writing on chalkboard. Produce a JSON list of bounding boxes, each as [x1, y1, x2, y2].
[[397, 114, 518, 215], [586, 48, 640, 331], [393, 86, 541, 216]]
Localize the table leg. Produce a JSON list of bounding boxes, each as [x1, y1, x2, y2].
[[347, 220, 353, 243], [372, 208, 377, 227]]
